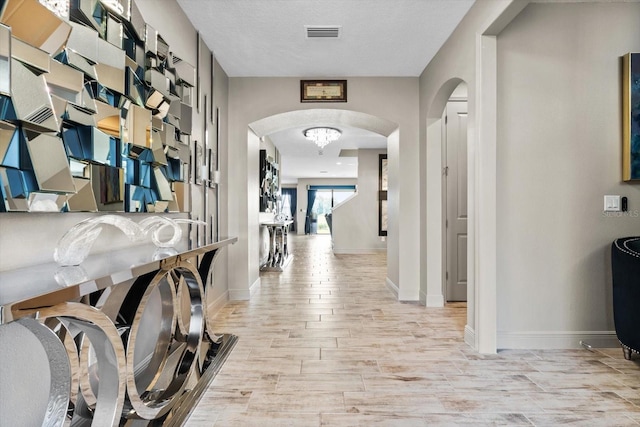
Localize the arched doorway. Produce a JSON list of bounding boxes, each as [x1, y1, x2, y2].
[[245, 109, 402, 296], [423, 77, 474, 341]]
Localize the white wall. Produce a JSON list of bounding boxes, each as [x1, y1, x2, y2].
[[418, 0, 519, 351], [495, 2, 640, 348], [419, 0, 640, 350], [228, 77, 419, 300], [211, 57, 231, 312], [332, 149, 387, 253]]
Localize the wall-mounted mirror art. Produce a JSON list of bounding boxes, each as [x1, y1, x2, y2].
[[0, 0, 196, 212]]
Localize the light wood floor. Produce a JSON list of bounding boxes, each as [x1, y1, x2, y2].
[[186, 235, 640, 426]]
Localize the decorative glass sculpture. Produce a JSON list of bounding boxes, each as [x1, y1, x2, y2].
[[54, 215, 204, 266]]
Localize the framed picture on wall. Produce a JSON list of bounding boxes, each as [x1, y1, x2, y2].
[[300, 80, 347, 102], [196, 32, 201, 113], [379, 154, 388, 236], [210, 53, 215, 124], [207, 148, 217, 187], [623, 52, 640, 181]]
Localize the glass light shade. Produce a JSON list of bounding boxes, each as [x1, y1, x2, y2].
[[303, 127, 341, 151]]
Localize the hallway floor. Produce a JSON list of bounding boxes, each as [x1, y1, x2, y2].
[[186, 235, 640, 426]]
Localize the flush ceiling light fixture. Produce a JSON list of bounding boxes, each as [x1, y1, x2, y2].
[[303, 127, 341, 154]]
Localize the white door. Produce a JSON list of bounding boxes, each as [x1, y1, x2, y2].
[[444, 100, 468, 302]]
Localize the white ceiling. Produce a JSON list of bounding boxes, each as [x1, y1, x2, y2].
[[268, 125, 386, 184], [177, 0, 475, 77], [177, 0, 476, 181]]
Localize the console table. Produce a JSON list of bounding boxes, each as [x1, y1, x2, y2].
[[0, 237, 237, 427], [260, 220, 293, 271]]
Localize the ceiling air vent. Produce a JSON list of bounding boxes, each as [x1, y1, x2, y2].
[[305, 26, 341, 39]]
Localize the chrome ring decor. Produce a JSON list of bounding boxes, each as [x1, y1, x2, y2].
[[123, 262, 205, 420], [34, 303, 128, 427], [1, 239, 237, 425], [12, 318, 71, 427]]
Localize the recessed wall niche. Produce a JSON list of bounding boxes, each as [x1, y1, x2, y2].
[[0, 0, 196, 213]]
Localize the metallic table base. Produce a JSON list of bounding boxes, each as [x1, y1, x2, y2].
[[0, 239, 237, 426], [164, 333, 238, 427]]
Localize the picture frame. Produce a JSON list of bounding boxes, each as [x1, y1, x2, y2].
[[623, 52, 640, 181], [300, 80, 347, 103], [193, 140, 204, 186], [378, 154, 388, 236], [210, 53, 215, 124], [207, 148, 216, 187], [196, 32, 200, 112]]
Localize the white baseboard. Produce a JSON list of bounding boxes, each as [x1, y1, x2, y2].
[[426, 294, 445, 308], [250, 277, 260, 295], [385, 277, 399, 297], [207, 290, 229, 314], [464, 325, 476, 348], [229, 278, 261, 301], [497, 330, 619, 350], [419, 289, 427, 305], [228, 289, 249, 300], [333, 248, 386, 255]]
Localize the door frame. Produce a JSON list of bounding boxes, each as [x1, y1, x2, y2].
[[442, 96, 468, 303]]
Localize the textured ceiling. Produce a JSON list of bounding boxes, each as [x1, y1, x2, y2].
[[176, 0, 475, 77], [176, 0, 475, 181]]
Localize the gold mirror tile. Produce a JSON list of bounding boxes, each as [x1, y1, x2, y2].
[[46, 60, 83, 103], [150, 129, 167, 166], [153, 167, 172, 201], [25, 133, 76, 193], [0, 24, 9, 96], [91, 163, 124, 211], [122, 103, 151, 148], [28, 192, 67, 211], [1, 0, 71, 55], [95, 63, 125, 94], [10, 36, 49, 73], [11, 58, 59, 132], [95, 102, 121, 138], [66, 177, 97, 211], [173, 58, 195, 88]]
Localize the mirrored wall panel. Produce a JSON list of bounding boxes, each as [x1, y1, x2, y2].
[[0, 0, 196, 212]]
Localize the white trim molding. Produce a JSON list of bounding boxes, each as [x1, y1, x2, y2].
[[497, 331, 618, 350], [385, 277, 399, 298], [464, 325, 476, 348], [228, 288, 249, 300], [229, 277, 260, 301], [332, 248, 386, 255], [426, 294, 445, 308], [250, 277, 261, 295], [207, 290, 229, 315]]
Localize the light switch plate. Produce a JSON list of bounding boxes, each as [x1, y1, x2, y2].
[[604, 195, 621, 212]]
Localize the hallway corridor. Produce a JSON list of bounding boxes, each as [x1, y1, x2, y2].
[[186, 235, 640, 426]]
